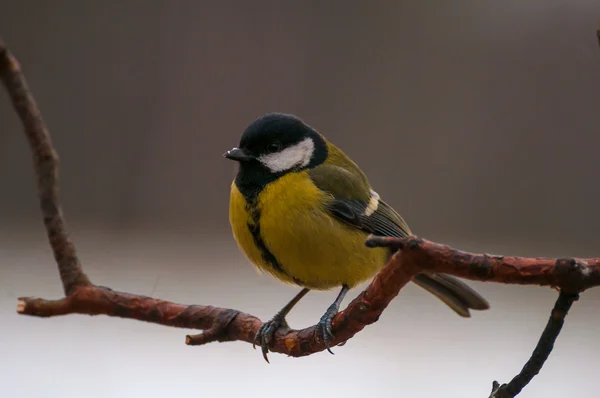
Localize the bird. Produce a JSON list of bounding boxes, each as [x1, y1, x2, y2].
[[224, 113, 489, 361]]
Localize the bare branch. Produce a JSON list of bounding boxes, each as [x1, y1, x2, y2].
[[16, 257, 420, 356], [489, 292, 579, 398], [0, 38, 89, 295], [366, 236, 600, 294]]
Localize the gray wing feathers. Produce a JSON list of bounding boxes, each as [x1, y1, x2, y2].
[[413, 274, 490, 317]]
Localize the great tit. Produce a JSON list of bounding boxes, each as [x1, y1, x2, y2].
[[225, 113, 489, 360]]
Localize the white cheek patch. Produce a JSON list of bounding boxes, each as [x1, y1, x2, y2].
[[259, 137, 315, 173], [363, 190, 380, 216]]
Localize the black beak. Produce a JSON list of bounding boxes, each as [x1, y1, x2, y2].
[[224, 147, 253, 162]]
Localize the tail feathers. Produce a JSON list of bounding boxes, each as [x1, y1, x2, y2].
[[412, 273, 490, 317]]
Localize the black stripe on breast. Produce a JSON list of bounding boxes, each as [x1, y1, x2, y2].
[[245, 200, 305, 286]]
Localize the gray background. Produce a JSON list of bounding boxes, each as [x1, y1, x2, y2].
[[1, 1, 600, 397]]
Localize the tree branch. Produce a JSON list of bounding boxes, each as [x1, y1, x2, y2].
[[0, 38, 89, 295], [2, 38, 597, 396], [488, 292, 579, 398], [366, 236, 600, 294]]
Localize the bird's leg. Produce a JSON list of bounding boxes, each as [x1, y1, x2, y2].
[[317, 284, 350, 354], [254, 287, 310, 363]]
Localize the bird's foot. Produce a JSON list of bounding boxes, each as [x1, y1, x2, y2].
[[253, 314, 289, 363], [316, 303, 340, 355]]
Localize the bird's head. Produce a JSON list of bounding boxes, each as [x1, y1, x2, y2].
[[224, 113, 328, 179]]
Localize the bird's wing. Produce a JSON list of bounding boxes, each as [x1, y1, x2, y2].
[[309, 164, 489, 317], [308, 164, 412, 238]]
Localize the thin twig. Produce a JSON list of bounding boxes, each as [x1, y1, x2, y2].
[[0, 39, 89, 295], [489, 292, 579, 398]]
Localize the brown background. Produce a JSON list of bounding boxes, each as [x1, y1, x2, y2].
[[1, 1, 600, 397]]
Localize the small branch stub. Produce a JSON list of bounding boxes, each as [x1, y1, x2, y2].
[[185, 309, 240, 346], [16, 299, 26, 313]]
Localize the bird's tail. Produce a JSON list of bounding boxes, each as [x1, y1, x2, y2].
[[412, 273, 490, 317]]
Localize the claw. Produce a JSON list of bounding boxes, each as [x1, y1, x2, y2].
[[261, 330, 270, 363], [253, 316, 287, 363], [317, 303, 339, 355], [252, 328, 261, 349]]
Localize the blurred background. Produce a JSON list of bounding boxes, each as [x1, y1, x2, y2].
[[1, 1, 600, 397]]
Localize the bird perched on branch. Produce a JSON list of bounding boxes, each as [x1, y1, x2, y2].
[[225, 113, 489, 361]]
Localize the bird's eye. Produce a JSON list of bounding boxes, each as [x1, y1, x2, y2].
[[267, 142, 281, 153]]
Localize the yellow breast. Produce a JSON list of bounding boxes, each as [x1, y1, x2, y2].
[[228, 171, 389, 290]]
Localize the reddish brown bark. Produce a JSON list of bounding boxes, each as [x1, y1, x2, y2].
[[15, 234, 600, 357], [0, 38, 90, 296], [18, 256, 420, 356], [366, 236, 600, 294]]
